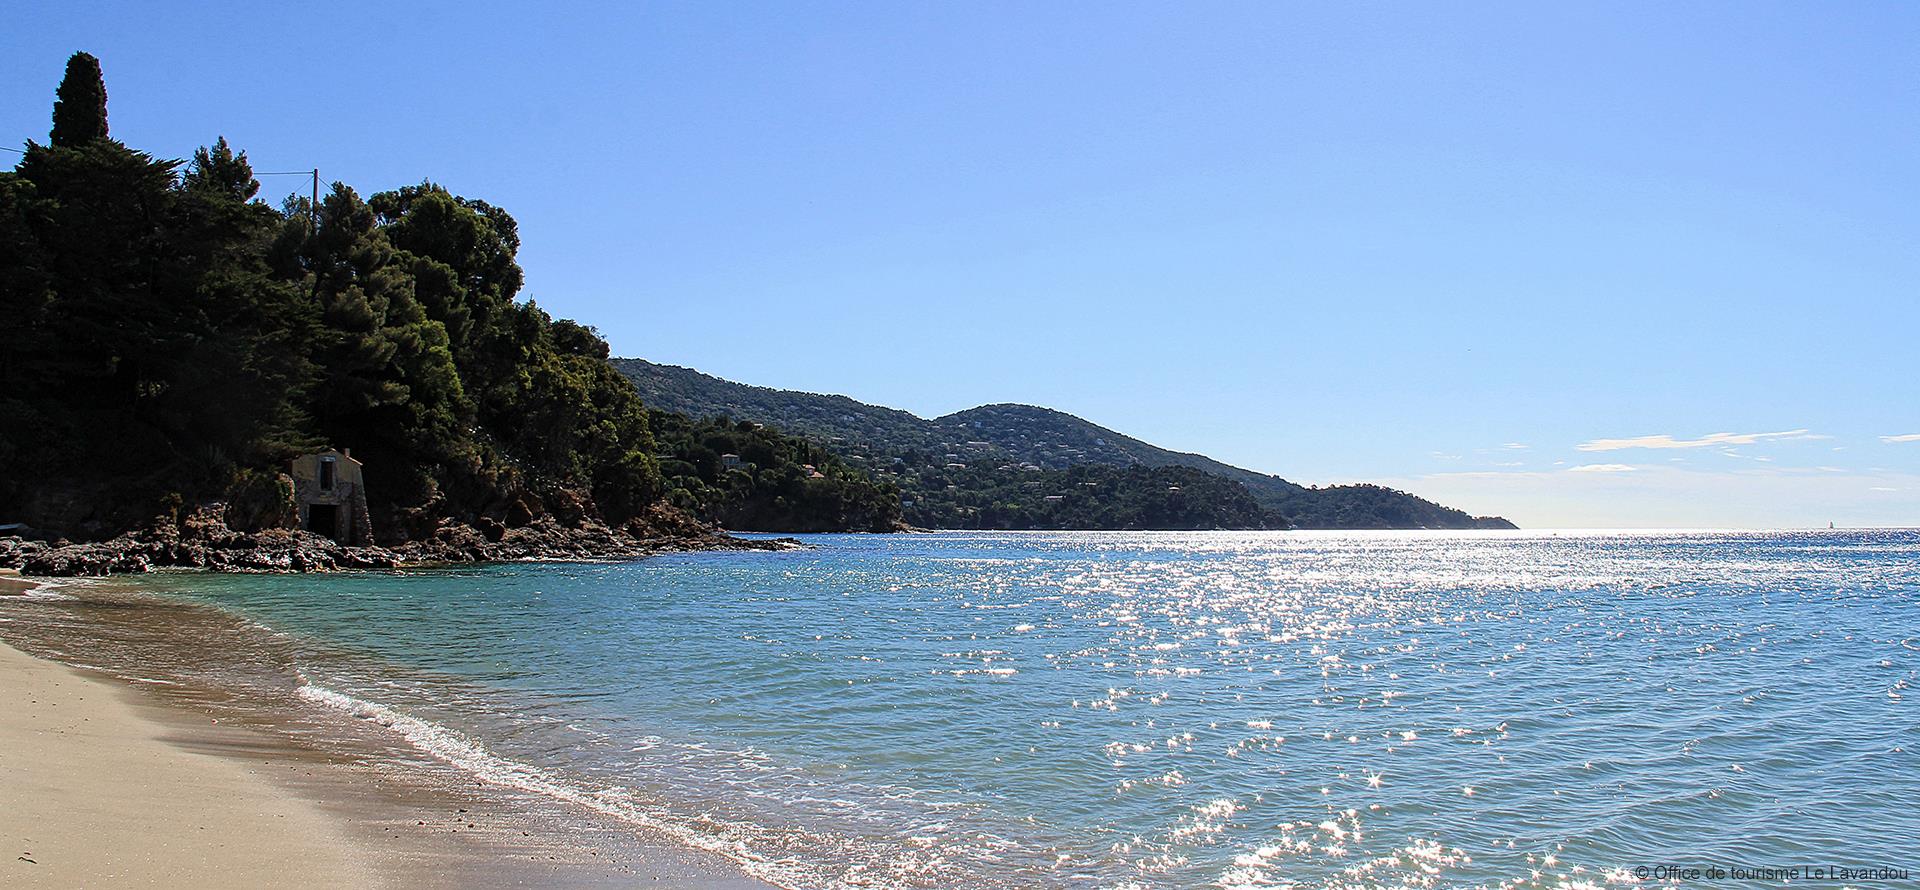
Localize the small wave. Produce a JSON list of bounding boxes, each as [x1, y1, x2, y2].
[[293, 678, 848, 889], [20, 586, 79, 602]]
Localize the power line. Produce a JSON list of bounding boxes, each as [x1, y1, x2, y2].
[[1, 147, 312, 170], [259, 169, 322, 229], [3, 146, 318, 228]]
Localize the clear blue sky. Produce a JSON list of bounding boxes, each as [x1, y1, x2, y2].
[[7, 2, 1917, 527]]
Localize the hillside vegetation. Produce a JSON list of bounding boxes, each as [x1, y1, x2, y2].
[[0, 54, 896, 543], [615, 359, 1515, 530]]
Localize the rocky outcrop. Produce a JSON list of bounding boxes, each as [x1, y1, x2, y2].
[[0, 502, 797, 578], [224, 471, 300, 533]]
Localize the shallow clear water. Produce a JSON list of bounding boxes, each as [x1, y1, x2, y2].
[[133, 531, 1920, 888]]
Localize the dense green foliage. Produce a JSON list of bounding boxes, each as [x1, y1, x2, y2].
[[1271, 484, 1514, 530], [649, 413, 899, 532], [902, 463, 1271, 530], [0, 55, 897, 538], [617, 359, 1516, 530], [617, 358, 947, 452], [50, 52, 107, 148]]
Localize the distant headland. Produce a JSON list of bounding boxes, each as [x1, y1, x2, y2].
[[616, 359, 1516, 532]]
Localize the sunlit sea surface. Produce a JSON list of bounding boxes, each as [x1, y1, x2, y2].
[[122, 531, 1920, 887]]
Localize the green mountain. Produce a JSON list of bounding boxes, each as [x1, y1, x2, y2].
[[614, 359, 1515, 530]]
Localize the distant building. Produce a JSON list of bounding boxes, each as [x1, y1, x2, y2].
[[290, 449, 372, 545], [720, 453, 743, 470]]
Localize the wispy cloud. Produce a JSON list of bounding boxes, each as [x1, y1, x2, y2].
[[1577, 430, 1818, 452], [1567, 463, 1637, 473], [1881, 434, 1920, 444], [1501, 442, 1529, 450]]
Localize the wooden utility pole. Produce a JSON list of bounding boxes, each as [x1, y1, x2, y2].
[[310, 168, 319, 231]]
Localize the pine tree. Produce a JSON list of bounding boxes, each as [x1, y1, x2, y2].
[[181, 137, 259, 202], [50, 52, 108, 148]]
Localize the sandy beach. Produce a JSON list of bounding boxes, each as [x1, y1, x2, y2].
[[0, 577, 777, 889], [0, 639, 377, 889]]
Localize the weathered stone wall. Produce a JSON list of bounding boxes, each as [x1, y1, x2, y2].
[[290, 453, 372, 545], [292, 480, 372, 544]]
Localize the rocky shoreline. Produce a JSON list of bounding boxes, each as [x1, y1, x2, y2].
[[0, 503, 798, 578]]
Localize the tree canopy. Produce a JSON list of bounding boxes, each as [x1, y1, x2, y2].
[[50, 52, 108, 147], [0, 54, 898, 539]]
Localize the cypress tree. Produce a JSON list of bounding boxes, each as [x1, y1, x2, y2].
[[51, 52, 108, 147]]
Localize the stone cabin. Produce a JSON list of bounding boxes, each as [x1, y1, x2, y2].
[[290, 449, 373, 545]]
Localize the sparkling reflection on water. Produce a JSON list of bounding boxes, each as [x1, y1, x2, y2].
[[123, 531, 1920, 888]]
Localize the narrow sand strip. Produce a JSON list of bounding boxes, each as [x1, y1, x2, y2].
[[0, 641, 380, 889]]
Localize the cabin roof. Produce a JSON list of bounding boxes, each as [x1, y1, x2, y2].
[[304, 449, 363, 466]]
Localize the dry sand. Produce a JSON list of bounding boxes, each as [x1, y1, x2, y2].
[[0, 640, 379, 889]]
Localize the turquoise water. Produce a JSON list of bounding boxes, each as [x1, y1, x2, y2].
[[138, 531, 1918, 888]]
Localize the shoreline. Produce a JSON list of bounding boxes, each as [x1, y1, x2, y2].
[[0, 578, 779, 889]]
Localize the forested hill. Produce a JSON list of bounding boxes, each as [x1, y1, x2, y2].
[[0, 53, 898, 547], [939, 403, 1301, 500], [614, 359, 1516, 530], [618, 358, 946, 452]]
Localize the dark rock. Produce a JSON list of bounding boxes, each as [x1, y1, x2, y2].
[[13, 494, 793, 578], [504, 494, 539, 528], [224, 472, 299, 532], [0, 537, 52, 570]]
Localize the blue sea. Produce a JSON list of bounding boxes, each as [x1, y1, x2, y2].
[[73, 531, 1920, 887]]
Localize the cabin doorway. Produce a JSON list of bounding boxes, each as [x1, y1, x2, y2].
[[305, 504, 339, 540]]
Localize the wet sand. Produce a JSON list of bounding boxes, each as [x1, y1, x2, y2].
[[0, 579, 778, 889]]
